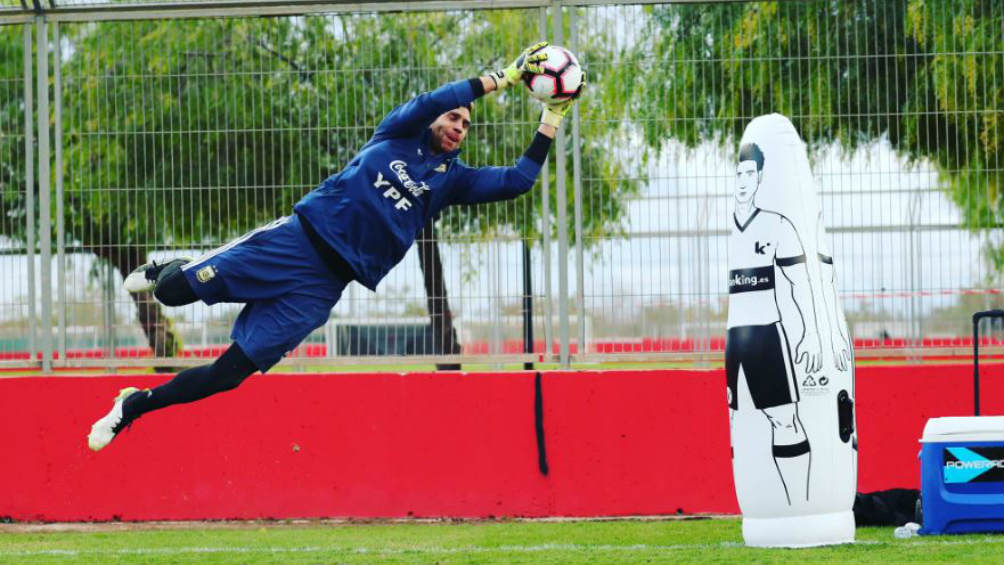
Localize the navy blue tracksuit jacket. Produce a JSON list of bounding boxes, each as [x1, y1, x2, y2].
[[294, 79, 546, 290]]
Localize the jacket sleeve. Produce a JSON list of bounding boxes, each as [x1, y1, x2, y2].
[[449, 156, 542, 205], [372, 80, 477, 141]]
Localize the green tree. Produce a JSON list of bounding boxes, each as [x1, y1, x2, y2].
[[1, 26, 29, 248], [632, 0, 1002, 269], [1, 10, 637, 363]]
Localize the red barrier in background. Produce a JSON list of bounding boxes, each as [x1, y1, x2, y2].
[[3, 336, 1002, 361], [1, 363, 1000, 521]]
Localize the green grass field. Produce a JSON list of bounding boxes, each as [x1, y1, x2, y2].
[[1, 518, 1000, 564]]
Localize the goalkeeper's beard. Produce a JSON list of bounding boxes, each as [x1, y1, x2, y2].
[[431, 126, 461, 153]]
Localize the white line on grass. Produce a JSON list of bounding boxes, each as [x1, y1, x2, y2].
[[1, 537, 1001, 558]]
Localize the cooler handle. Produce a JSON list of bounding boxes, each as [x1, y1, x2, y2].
[[972, 309, 1004, 416]]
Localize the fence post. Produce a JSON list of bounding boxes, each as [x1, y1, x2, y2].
[[569, 5, 585, 357], [104, 261, 114, 363], [539, 5, 553, 364], [54, 20, 66, 365], [906, 189, 921, 362], [697, 187, 711, 365], [552, 0, 570, 368], [23, 23, 36, 366], [36, 16, 53, 373]]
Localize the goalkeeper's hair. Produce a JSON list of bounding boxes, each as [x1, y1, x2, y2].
[[738, 142, 765, 171]]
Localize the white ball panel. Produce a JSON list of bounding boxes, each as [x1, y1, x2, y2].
[[559, 64, 584, 94], [541, 45, 570, 72], [528, 74, 558, 103]]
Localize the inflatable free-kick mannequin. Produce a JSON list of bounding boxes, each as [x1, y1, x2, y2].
[[726, 114, 857, 547]]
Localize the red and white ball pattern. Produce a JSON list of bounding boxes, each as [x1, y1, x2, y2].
[[522, 45, 584, 104]]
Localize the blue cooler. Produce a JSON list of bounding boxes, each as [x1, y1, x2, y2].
[[918, 416, 1004, 535]]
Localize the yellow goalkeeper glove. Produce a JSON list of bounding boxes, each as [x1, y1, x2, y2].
[[489, 41, 549, 90]]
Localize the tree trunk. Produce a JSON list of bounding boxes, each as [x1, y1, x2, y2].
[[93, 244, 182, 372], [417, 221, 461, 371]]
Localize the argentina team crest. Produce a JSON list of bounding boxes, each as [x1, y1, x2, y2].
[[196, 265, 217, 283]]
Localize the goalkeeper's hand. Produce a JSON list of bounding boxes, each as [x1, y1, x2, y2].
[[540, 98, 573, 128], [489, 41, 549, 90], [540, 72, 585, 128], [540, 87, 587, 129]]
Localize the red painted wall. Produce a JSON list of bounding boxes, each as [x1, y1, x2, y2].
[[3, 336, 1001, 361], [1, 364, 1000, 521]]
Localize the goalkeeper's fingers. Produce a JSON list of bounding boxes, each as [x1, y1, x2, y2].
[[525, 40, 549, 54], [550, 98, 574, 114], [524, 52, 548, 75]]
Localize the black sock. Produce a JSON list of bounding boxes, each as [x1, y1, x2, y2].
[[124, 343, 258, 419], [153, 260, 199, 306]]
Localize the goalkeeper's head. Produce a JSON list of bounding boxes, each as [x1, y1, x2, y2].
[[429, 104, 472, 154]]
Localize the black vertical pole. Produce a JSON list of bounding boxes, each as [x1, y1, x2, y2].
[[974, 314, 980, 416], [534, 371, 549, 475], [522, 240, 534, 370], [972, 310, 1004, 416]]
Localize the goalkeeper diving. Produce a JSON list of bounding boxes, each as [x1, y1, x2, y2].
[[88, 42, 580, 451]]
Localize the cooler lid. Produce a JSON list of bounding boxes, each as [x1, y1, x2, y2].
[[921, 416, 1004, 443]]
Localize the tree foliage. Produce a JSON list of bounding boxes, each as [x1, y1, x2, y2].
[[46, 10, 636, 253], [0, 25, 29, 245], [632, 0, 1002, 268], [0, 10, 638, 357], [2, 1, 1000, 354]]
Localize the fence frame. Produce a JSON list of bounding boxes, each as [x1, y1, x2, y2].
[[2, 0, 1000, 371]]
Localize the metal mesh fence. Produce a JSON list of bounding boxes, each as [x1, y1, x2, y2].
[[49, 9, 558, 368], [0, 24, 32, 365], [574, 0, 1003, 362], [1, 0, 1001, 370]]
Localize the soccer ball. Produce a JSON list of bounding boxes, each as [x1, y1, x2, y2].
[[523, 45, 585, 104]]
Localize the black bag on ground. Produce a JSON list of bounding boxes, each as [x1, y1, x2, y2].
[[853, 489, 920, 526]]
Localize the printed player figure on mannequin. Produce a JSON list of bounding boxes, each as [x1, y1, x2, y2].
[[726, 142, 823, 505], [815, 213, 853, 373], [728, 113, 856, 548]]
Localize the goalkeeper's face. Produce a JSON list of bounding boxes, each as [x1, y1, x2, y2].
[[429, 107, 471, 154]]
